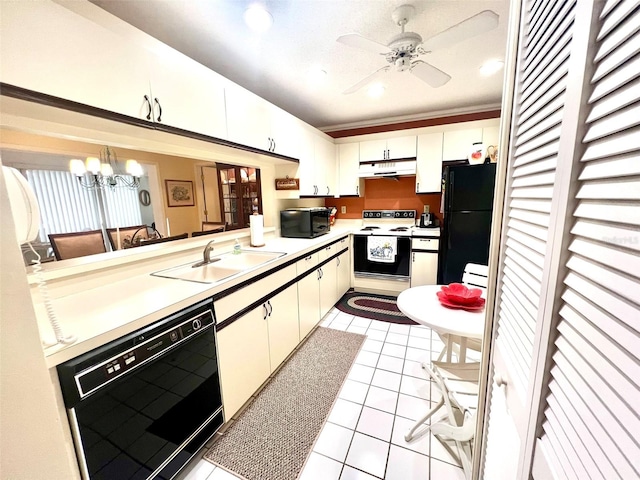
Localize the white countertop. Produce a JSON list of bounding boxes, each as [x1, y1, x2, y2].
[[36, 226, 354, 368], [411, 226, 441, 237]]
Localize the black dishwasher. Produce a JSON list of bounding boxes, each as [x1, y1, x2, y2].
[[57, 299, 223, 480]]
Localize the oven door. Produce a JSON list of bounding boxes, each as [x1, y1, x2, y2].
[[353, 234, 411, 278]]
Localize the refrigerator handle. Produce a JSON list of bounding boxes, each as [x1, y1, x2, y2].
[[448, 170, 454, 212]]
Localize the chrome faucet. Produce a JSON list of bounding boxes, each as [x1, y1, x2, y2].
[[203, 240, 215, 263], [192, 240, 219, 268]]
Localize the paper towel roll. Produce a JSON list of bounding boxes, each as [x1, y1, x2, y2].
[[250, 214, 265, 247]]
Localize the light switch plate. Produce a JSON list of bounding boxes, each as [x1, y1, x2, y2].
[[341, 206, 346, 214]]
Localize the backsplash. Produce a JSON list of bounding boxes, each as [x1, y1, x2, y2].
[[325, 176, 442, 222]]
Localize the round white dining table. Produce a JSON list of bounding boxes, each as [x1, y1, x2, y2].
[[397, 284, 487, 362]]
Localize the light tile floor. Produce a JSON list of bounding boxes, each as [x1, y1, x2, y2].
[[178, 307, 477, 480]]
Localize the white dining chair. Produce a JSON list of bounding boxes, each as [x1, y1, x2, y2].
[[405, 361, 480, 478], [436, 263, 488, 362]]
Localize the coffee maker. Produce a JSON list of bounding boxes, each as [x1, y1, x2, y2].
[[419, 206, 439, 228]]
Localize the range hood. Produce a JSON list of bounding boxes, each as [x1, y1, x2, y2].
[[358, 159, 417, 178]]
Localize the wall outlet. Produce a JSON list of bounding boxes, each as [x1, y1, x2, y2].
[[341, 206, 346, 214]]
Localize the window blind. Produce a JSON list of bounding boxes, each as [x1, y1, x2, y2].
[[535, 1, 640, 478], [25, 169, 143, 243]]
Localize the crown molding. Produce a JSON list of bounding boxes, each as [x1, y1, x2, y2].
[[321, 103, 502, 138]]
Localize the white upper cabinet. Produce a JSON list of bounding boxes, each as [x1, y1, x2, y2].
[[225, 84, 272, 150], [314, 134, 338, 197], [442, 128, 483, 161], [1, 0, 228, 139], [269, 106, 302, 159], [226, 84, 303, 157], [147, 51, 227, 138], [297, 131, 337, 197], [0, 0, 151, 119], [338, 143, 363, 196], [415, 132, 444, 193], [360, 135, 417, 161]]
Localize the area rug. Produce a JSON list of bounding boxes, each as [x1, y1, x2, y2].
[[335, 290, 418, 325], [204, 327, 366, 480]]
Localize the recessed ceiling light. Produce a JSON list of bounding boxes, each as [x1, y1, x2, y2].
[[480, 60, 504, 76], [243, 4, 273, 33], [367, 83, 385, 98]]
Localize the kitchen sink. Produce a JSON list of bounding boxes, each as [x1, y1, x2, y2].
[[151, 250, 287, 284]]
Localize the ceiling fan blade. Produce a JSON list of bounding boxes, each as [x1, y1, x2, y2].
[[337, 33, 389, 55], [410, 61, 451, 88], [422, 10, 499, 52], [343, 66, 390, 94]]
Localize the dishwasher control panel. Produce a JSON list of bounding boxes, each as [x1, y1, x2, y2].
[[57, 299, 215, 407]]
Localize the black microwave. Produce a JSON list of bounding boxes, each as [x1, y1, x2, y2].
[[280, 208, 330, 238]]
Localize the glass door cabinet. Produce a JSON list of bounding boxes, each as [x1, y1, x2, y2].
[[217, 164, 262, 230]]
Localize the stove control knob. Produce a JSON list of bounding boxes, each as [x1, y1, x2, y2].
[[403, 212, 408, 217], [376, 212, 381, 218], [395, 212, 400, 217]]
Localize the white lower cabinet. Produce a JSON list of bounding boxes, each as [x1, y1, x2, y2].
[[266, 284, 300, 371], [410, 237, 440, 287], [319, 262, 337, 319], [298, 270, 322, 339], [217, 305, 271, 419], [336, 248, 351, 299]]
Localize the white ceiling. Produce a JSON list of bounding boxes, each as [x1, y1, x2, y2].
[[90, 0, 510, 131]]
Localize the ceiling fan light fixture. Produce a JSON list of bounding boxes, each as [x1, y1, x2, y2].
[[367, 83, 386, 98], [243, 4, 273, 33], [480, 59, 504, 76]]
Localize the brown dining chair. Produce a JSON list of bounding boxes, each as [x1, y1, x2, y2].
[[48, 230, 107, 260], [192, 226, 225, 237], [105, 225, 149, 250], [139, 232, 188, 246], [202, 221, 226, 232]]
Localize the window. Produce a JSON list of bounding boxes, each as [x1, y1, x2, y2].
[[25, 168, 143, 243]]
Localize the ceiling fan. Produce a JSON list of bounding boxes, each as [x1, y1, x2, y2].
[[337, 5, 499, 94]]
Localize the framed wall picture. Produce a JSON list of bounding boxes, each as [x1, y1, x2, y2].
[[165, 179, 195, 207]]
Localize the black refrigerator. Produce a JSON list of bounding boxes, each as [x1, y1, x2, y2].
[[438, 163, 497, 285]]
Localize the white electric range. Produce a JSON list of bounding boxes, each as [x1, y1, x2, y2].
[[353, 210, 416, 294], [353, 210, 441, 294]]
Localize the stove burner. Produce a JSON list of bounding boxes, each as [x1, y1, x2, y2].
[[389, 227, 409, 232], [361, 226, 381, 231]]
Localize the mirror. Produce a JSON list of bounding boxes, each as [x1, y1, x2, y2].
[[0, 129, 241, 266]]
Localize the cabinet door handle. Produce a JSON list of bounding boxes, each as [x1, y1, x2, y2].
[[325, 246, 331, 251], [154, 97, 162, 122], [263, 303, 268, 320], [273, 139, 276, 152], [144, 95, 152, 120], [356, 185, 359, 195], [416, 182, 419, 192], [412, 252, 415, 262], [326, 186, 330, 195], [319, 267, 323, 279], [267, 300, 272, 316], [337, 257, 340, 266], [305, 255, 312, 261]]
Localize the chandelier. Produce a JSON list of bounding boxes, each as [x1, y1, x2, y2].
[[69, 146, 143, 189]]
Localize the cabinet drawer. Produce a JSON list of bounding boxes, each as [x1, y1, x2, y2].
[[296, 252, 319, 276], [411, 237, 440, 251], [318, 242, 337, 261], [215, 263, 297, 324]]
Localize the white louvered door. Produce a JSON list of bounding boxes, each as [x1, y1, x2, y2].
[[482, 0, 579, 477], [532, 1, 640, 478]]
